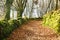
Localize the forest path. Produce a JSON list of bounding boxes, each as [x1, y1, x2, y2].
[[7, 20, 59, 40]]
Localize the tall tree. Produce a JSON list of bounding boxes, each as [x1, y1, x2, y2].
[[55, 0, 58, 10], [5, 0, 14, 20], [13, 0, 27, 19]]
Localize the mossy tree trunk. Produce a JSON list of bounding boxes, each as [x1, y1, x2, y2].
[[5, 0, 14, 20]]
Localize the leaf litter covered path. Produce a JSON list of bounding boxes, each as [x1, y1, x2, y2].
[[7, 20, 60, 40]]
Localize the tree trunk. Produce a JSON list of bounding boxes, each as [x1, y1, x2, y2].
[[55, 0, 58, 10], [5, 0, 14, 20], [16, 0, 27, 19]]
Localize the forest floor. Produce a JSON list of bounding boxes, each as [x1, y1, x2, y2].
[[7, 19, 60, 40]]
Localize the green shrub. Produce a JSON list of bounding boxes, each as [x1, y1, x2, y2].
[[2, 19, 22, 37], [0, 18, 26, 40], [43, 10, 60, 33], [0, 20, 9, 40], [0, 20, 8, 28]]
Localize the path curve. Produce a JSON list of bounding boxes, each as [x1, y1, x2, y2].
[[7, 20, 59, 40]]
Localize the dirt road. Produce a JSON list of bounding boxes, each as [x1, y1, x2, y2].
[[7, 20, 59, 40]]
